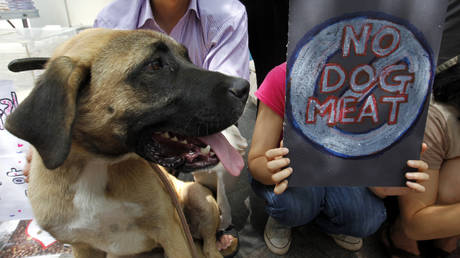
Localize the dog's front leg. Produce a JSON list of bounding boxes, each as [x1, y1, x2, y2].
[[182, 183, 222, 258], [72, 243, 106, 258], [151, 225, 196, 258], [141, 212, 198, 258]]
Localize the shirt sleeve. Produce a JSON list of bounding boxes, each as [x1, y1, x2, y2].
[[202, 8, 250, 80], [254, 63, 286, 118], [421, 105, 448, 170]]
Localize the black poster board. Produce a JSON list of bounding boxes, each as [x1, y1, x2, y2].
[[285, 0, 448, 186]]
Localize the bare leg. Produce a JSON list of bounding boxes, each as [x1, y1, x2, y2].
[[145, 214, 194, 258], [434, 235, 460, 253], [390, 219, 421, 256]]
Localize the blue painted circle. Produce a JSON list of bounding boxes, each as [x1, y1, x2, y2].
[[287, 12, 434, 157]]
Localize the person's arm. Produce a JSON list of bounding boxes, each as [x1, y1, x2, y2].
[[397, 104, 460, 240], [369, 143, 430, 198], [398, 165, 460, 240], [203, 8, 250, 80], [247, 102, 292, 194]]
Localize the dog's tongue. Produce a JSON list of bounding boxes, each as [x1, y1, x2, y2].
[[199, 133, 243, 176]]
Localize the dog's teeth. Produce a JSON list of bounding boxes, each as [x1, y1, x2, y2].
[[181, 140, 188, 144], [171, 136, 178, 142], [201, 145, 211, 155], [162, 132, 170, 138], [210, 151, 215, 156]]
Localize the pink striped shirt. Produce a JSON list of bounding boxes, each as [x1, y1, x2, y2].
[[255, 62, 287, 118]]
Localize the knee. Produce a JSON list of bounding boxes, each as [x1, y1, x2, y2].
[[250, 185, 300, 227], [264, 187, 324, 227], [341, 200, 387, 237], [251, 180, 325, 227], [264, 194, 297, 227]]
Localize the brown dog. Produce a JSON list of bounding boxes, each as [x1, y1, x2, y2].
[[5, 28, 249, 258]]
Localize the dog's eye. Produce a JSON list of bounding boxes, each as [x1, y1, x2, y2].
[[146, 59, 163, 71]]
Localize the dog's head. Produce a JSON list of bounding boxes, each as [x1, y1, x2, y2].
[[6, 29, 249, 173]]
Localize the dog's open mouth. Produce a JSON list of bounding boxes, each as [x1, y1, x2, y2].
[[136, 130, 242, 175]]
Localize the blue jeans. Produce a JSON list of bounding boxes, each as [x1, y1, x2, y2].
[[250, 177, 387, 237]]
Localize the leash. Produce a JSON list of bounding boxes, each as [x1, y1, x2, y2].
[[149, 163, 199, 258]]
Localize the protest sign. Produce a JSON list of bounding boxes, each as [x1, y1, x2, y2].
[[285, 0, 448, 186], [0, 80, 33, 220]]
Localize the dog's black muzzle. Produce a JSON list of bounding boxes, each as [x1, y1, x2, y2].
[[132, 64, 249, 173]]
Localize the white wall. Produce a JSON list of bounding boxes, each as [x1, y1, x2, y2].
[[0, 0, 113, 28], [65, 0, 113, 27], [30, 0, 69, 27]]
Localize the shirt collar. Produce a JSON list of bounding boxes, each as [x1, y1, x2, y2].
[[189, 0, 200, 20], [137, 0, 155, 29], [137, 0, 200, 29]]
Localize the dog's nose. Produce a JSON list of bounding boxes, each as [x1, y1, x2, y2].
[[229, 78, 249, 100]]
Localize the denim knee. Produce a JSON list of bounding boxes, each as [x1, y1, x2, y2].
[[250, 176, 325, 227], [337, 199, 386, 237], [318, 187, 387, 237]]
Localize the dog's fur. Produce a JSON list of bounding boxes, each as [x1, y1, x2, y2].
[[5, 28, 248, 258]]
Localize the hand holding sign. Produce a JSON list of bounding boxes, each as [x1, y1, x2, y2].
[[265, 143, 293, 195], [370, 143, 429, 198]]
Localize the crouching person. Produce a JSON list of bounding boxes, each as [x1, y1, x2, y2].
[[384, 58, 460, 257], [248, 62, 430, 255]]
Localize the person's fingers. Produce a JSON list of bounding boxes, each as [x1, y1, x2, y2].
[[216, 235, 227, 251], [274, 180, 288, 195], [216, 240, 224, 251], [407, 160, 428, 171], [421, 142, 428, 154], [24, 168, 30, 183], [24, 163, 30, 183], [271, 167, 293, 183], [23, 162, 30, 175], [265, 147, 288, 160], [405, 172, 430, 182], [267, 158, 290, 172], [26, 149, 32, 162], [406, 181, 426, 192], [23, 149, 33, 183], [217, 234, 233, 250]]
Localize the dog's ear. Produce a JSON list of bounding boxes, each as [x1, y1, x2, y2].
[[8, 57, 49, 72], [6, 56, 89, 169]]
